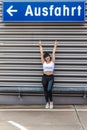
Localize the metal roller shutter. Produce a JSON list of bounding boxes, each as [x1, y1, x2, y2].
[[0, 0, 87, 104]]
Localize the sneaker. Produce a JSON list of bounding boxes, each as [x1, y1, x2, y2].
[[45, 102, 49, 109], [50, 102, 53, 109]]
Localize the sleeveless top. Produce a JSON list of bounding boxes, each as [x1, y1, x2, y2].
[[43, 61, 54, 72]]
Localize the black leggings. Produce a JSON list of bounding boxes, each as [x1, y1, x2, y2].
[[42, 74, 54, 103]]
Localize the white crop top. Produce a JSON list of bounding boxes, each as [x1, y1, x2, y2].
[[43, 61, 54, 72]]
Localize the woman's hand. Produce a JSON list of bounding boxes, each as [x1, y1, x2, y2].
[[39, 40, 42, 47], [54, 40, 58, 47]]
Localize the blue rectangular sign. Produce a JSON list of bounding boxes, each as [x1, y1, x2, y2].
[[3, 0, 85, 22]]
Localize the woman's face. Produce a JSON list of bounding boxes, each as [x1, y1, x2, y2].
[[45, 56, 51, 62]]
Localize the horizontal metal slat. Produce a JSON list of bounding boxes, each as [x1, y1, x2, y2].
[[54, 83, 87, 87], [1, 24, 87, 28], [0, 71, 87, 77], [0, 82, 87, 87], [1, 29, 87, 32], [55, 66, 87, 71], [1, 60, 87, 65], [0, 82, 42, 87], [0, 34, 87, 38], [0, 54, 87, 59], [0, 49, 87, 53], [54, 71, 87, 77], [0, 65, 87, 70], [0, 76, 86, 82], [0, 42, 87, 47], [0, 37, 87, 41], [0, 31, 87, 35]]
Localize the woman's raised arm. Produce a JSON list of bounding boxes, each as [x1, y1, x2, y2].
[[52, 40, 58, 63], [39, 40, 44, 64]]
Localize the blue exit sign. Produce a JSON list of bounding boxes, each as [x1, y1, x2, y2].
[[2, 0, 85, 22]]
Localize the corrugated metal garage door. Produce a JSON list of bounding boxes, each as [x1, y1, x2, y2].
[[0, 0, 87, 104]]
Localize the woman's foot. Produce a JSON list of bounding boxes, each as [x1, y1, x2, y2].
[[45, 102, 49, 109], [50, 102, 53, 109]]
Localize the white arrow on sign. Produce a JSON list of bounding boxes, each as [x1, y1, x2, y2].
[[7, 5, 18, 16]]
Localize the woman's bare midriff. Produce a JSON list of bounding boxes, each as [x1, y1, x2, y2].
[[43, 71, 53, 75]]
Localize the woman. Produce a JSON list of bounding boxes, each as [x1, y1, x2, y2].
[[39, 40, 57, 109]]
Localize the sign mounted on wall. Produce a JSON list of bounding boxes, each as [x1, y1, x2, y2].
[[2, 0, 85, 22]]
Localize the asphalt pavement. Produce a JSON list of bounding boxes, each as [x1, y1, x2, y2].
[[0, 105, 87, 130]]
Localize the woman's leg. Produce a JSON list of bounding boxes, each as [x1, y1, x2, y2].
[[48, 76, 54, 102], [42, 75, 49, 103]]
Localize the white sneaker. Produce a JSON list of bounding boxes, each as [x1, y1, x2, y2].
[[45, 102, 49, 109], [50, 102, 53, 109]]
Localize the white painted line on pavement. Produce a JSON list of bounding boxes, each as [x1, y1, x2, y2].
[[8, 121, 28, 130], [0, 108, 87, 112], [77, 109, 87, 112], [0, 109, 75, 112]]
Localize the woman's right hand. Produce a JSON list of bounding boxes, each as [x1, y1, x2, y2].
[[54, 40, 58, 47]]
